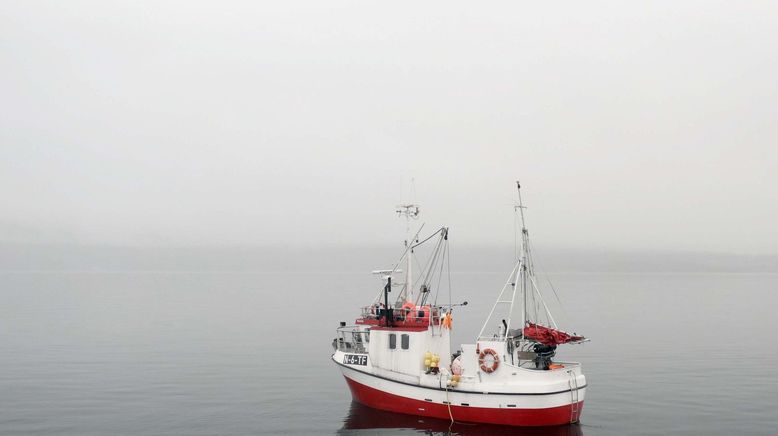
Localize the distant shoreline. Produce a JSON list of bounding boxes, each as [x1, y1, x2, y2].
[[1, 243, 776, 274]]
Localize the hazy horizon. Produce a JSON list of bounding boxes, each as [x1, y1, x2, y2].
[[2, 241, 776, 273]]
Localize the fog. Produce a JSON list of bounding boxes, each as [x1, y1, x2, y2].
[[2, 1, 777, 256]]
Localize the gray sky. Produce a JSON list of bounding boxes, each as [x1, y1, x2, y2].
[[1, 1, 776, 254]]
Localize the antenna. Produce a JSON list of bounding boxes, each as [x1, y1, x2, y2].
[[515, 181, 527, 233], [514, 181, 528, 262], [396, 204, 420, 220]]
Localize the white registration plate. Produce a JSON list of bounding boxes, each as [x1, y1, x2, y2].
[[343, 354, 368, 366]]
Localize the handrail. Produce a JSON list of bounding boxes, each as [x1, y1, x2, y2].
[[357, 304, 443, 327], [333, 325, 371, 354]]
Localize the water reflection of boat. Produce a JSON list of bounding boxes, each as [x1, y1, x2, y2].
[[339, 401, 584, 436]]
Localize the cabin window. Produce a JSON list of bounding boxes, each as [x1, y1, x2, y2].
[[401, 334, 410, 349], [389, 333, 396, 349]]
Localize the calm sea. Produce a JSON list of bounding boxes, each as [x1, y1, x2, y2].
[[1, 270, 776, 435]]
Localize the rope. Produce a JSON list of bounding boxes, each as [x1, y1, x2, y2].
[[445, 382, 454, 424]]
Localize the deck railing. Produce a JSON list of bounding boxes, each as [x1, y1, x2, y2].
[[333, 325, 370, 354], [357, 305, 442, 327]]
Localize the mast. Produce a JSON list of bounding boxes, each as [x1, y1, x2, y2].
[[383, 276, 393, 326], [396, 203, 420, 304], [516, 181, 528, 332], [407, 234, 412, 304], [478, 182, 529, 341], [479, 183, 579, 345]]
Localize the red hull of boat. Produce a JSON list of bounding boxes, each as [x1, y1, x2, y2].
[[344, 376, 583, 427]]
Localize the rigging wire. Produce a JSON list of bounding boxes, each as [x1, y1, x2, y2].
[[419, 236, 441, 286], [528, 238, 571, 326], [416, 228, 447, 306], [426, 238, 446, 303], [446, 237, 452, 309], [411, 254, 424, 296], [514, 208, 519, 263], [432, 235, 448, 307], [371, 224, 425, 305], [411, 227, 444, 249]]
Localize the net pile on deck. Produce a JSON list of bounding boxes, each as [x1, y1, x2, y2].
[[523, 323, 585, 346]]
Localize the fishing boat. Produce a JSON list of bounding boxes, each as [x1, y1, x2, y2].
[[331, 183, 588, 427]]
